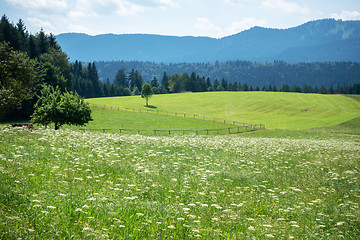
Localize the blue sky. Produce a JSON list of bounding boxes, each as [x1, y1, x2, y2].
[[1, 0, 360, 38]]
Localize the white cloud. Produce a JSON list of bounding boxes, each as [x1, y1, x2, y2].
[[224, 0, 257, 6], [6, 0, 68, 10], [7, 0, 146, 18], [331, 10, 360, 20], [223, 0, 241, 6], [27, 18, 56, 32], [194, 17, 223, 37], [261, 0, 310, 14], [227, 18, 267, 34], [114, 1, 145, 16], [153, 0, 180, 8]]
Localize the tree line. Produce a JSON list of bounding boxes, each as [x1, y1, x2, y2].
[[0, 15, 89, 127], [95, 60, 360, 91], [72, 64, 360, 98]]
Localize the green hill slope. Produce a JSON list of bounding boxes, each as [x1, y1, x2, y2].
[[75, 107, 238, 134], [87, 92, 360, 130]]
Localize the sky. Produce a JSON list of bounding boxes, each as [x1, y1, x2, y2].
[[1, 0, 360, 38]]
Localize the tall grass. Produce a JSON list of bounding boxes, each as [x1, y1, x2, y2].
[[1, 126, 359, 239]]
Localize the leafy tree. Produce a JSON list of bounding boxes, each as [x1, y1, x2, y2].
[[216, 85, 225, 91], [31, 85, 92, 130], [141, 82, 153, 106], [169, 73, 182, 93], [0, 87, 15, 121], [39, 48, 72, 91], [0, 42, 36, 120]]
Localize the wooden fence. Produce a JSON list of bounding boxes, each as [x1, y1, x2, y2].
[[79, 125, 264, 136], [82, 103, 265, 135]]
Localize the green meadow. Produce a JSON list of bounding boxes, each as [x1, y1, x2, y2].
[[68, 107, 243, 135], [1, 92, 359, 239], [87, 92, 360, 129]]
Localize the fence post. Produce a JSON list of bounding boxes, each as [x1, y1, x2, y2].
[[169, 130, 171, 136], [154, 130, 157, 135]]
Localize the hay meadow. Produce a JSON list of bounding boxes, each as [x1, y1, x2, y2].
[[1, 92, 359, 239]]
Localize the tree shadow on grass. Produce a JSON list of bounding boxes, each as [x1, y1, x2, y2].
[[145, 105, 157, 109]]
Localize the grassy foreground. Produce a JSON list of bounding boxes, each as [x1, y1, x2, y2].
[[1, 125, 359, 239], [87, 92, 360, 130]]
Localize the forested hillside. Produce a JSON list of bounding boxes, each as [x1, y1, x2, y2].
[[56, 19, 360, 63], [95, 60, 360, 89]]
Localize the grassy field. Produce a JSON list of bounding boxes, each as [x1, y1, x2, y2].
[[87, 92, 360, 130], [1, 92, 359, 239], [66, 107, 249, 135], [1, 124, 359, 239]]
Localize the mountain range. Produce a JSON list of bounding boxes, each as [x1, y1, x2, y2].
[[56, 19, 360, 63]]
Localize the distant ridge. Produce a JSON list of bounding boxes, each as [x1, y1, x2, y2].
[[56, 19, 360, 63]]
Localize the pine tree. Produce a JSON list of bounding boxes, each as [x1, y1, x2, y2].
[[129, 69, 135, 90], [28, 35, 38, 59], [213, 79, 219, 90], [134, 70, 144, 92], [151, 76, 159, 88], [38, 28, 48, 54], [161, 71, 169, 92], [221, 78, 228, 91], [114, 67, 128, 88]]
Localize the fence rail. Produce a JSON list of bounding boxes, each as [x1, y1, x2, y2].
[[79, 125, 264, 136], [84, 103, 265, 135]]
